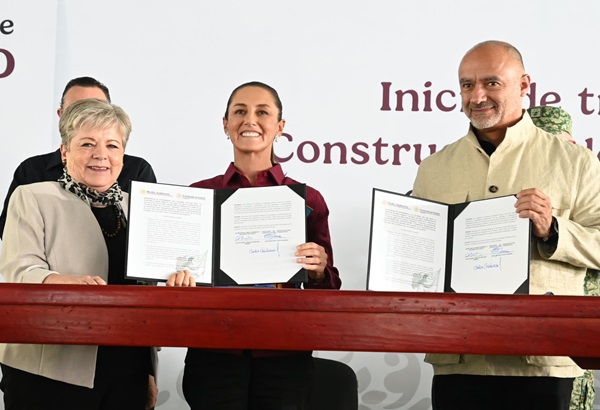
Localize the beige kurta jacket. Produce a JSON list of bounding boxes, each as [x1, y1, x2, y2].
[[412, 112, 600, 378], [0, 181, 156, 388]]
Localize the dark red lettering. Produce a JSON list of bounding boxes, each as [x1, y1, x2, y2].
[[351, 142, 369, 165], [373, 138, 389, 164], [578, 88, 595, 115], [395, 89, 419, 112], [323, 142, 347, 164], [525, 82, 562, 110], [436, 90, 456, 112], [274, 133, 294, 163], [297, 141, 319, 163], [0, 49, 15, 78], [540, 92, 560, 106], [380, 82, 391, 111], [423, 81, 432, 112], [525, 82, 537, 108], [391, 143, 411, 165]]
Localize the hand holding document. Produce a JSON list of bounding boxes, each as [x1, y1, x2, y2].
[[367, 189, 531, 294], [126, 181, 307, 286]]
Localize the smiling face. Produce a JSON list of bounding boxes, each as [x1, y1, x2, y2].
[[459, 43, 530, 132], [60, 125, 124, 192], [223, 86, 285, 163]]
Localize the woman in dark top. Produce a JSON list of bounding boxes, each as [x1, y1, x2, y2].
[[167, 82, 341, 410], [168, 81, 341, 410]]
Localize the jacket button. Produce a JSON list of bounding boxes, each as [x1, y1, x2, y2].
[[489, 185, 499, 193]]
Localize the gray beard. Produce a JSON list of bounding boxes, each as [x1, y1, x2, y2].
[[470, 115, 500, 130]]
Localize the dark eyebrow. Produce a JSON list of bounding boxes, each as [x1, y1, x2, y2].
[[232, 103, 272, 109], [483, 76, 502, 82], [459, 75, 502, 84]]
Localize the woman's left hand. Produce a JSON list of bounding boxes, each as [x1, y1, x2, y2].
[[296, 242, 327, 283]]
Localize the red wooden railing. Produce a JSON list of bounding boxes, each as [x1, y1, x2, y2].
[[0, 283, 598, 366]]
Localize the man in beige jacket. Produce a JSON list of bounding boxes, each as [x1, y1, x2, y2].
[[412, 40, 600, 410]]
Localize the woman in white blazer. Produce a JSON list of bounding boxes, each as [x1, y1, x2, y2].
[[0, 98, 156, 410]]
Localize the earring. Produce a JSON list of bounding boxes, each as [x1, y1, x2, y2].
[[275, 135, 279, 142], [225, 132, 230, 140], [62, 159, 67, 167]]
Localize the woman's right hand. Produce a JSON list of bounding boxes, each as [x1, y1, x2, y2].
[[43, 273, 107, 285], [166, 270, 196, 287]]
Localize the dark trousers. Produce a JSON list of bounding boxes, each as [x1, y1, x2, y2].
[[0, 346, 149, 410], [183, 349, 314, 410], [432, 374, 575, 410]]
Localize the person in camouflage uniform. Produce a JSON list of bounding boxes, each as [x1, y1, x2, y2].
[[528, 105, 598, 410]]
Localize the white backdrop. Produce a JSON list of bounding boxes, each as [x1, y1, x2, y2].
[[2, 1, 600, 409]]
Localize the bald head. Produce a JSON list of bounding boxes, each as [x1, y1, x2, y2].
[[458, 40, 530, 143], [463, 40, 525, 72]]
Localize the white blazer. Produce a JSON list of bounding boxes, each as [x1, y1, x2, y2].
[[0, 181, 156, 388]]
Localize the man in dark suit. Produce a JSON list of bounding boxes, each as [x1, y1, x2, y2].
[[0, 76, 157, 238]]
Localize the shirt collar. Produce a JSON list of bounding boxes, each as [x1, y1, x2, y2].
[[222, 162, 286, 186], [267, 163, 285, 184], [222, 162, 239, 185]]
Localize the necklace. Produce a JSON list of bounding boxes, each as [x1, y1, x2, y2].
[[100, 205, 122, 238]]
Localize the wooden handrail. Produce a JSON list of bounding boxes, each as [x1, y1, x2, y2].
[[0, 283, 598, 365]]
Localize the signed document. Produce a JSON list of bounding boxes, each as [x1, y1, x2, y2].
[[126, 181, 307, 286], [367, 189, 530, 294]]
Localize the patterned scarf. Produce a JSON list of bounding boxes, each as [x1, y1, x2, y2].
[[58, 169, 127, 228]]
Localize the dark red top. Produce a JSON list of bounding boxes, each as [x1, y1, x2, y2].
[[190, 162, 341, 290]]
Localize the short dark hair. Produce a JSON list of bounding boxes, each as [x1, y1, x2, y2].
[[224, 81, 283, 121], [60, 76, 111, 109]]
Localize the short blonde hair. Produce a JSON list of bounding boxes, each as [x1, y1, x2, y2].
[[59, 98, 132, 149]]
